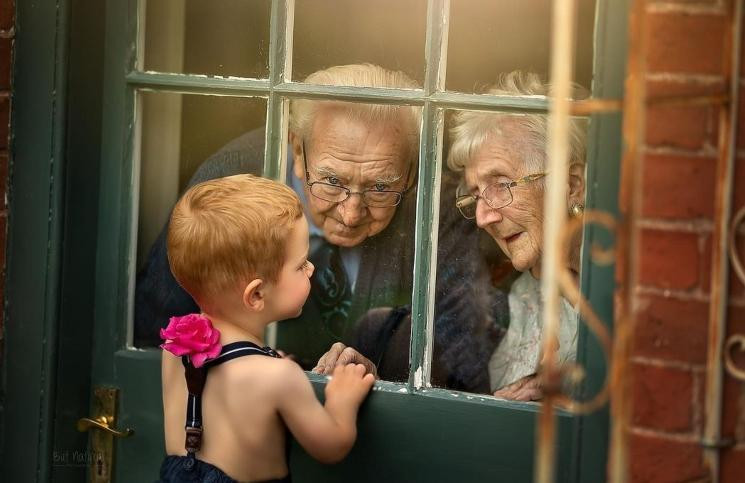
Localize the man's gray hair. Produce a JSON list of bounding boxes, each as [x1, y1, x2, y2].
[[290, 64, 422, 164], [447, 71, 588, 175]]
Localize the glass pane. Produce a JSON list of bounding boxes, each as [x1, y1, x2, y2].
[[446, 0, 596, 93], [133, 91, 267, 347], [293, 0, 426, 87], [275, 98, 419, 378], [141, 0, 270, 79], [434, 102, 589, 396]]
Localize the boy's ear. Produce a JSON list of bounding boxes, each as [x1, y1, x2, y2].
[[242, 278, 267, 312]]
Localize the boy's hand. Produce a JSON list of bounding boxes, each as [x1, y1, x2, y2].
[[325, 363, 375, 407]]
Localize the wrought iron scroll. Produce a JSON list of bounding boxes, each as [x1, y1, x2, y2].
[[725, 205, 745, 381], [542, 210, 617, 414]]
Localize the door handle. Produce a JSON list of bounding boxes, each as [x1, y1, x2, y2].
[[77, 416, 134, 438], [77, 386, 134, 483]]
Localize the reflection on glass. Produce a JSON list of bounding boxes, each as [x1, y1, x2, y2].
[[446, 0, 595, 93], [435, 72, 589, 398], [293, 0, 426, 86], [133, 91, 267, 347], [141, 0, 270, 78], [276, 93, 419, 373]]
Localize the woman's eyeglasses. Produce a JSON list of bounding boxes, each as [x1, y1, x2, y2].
[[455, 172, 547, 219]]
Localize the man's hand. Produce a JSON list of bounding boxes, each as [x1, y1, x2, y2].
[[312, 342, 379, 379], [493, 374, 542, 401]]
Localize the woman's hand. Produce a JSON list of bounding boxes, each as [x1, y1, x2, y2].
[[493, 374, 542, 401], [312, 342, 379, 379]]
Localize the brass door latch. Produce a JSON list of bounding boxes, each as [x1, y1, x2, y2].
[[77, 386, 134, 483]]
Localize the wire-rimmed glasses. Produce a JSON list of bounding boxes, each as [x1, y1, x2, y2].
[[302, 139, 413, 208], [455, 172, 547, 219]]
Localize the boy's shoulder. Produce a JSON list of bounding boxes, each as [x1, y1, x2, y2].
[[219, 355, 308, 392]]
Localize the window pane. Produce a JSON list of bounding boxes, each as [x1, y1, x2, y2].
[[133, 91, 267, 348], [434, 105, 588, 396], [274, 98, 418, 378], [446, 0, 596, 93], [293, 0, 426, 87], [141, 0, 270, 79]]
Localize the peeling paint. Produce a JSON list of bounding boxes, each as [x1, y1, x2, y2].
[[414, 366, 423, 388]]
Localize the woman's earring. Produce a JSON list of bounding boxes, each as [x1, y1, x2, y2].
[[571, 203, 585, 217]]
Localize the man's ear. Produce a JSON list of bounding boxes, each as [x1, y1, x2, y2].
[[567, 162, 586, 208], [289, 132, 305, 181], [242, 278, 266, 312]]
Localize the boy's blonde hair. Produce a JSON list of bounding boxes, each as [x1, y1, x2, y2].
[[167, 174, 303, 305]]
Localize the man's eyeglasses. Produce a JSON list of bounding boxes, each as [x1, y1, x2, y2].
[[455, 172, 547, 219], [302, 139, 413, 208]]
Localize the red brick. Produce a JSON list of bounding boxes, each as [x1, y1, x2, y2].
[[639, 229, 700, 289], [633, 295, 709, 364], [0, 38, 11, 90], [632, 363, 694, 431], [0, 0, 14, 32], [647, 12, 727, 75], [700, 231, 745, 299], [734, 156, 745, 216], [727, 231, 745, 300], [642, 154, 716, 219], [629, 433, 706, 482], [721, 375, 745, 440], [738, 88, 745, 151], [722, 446, 745, 483], [645, 80, 722, 151], [722, 306, 745, 438]]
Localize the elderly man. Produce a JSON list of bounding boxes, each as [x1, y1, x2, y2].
[[135, 64, 501, 393]]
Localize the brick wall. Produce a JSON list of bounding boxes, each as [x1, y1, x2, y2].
[[0, 0, 12, 358], [627, 0, 745, 481]]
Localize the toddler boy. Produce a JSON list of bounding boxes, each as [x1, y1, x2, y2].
[[159, 174, 374, 482]]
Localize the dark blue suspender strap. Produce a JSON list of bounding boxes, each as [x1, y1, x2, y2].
[[182, 341, 281, 460]]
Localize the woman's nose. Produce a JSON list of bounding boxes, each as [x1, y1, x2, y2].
[[306, 261, 315, 277], [337, 194, 367, 226], [475, 198, 502, 228]]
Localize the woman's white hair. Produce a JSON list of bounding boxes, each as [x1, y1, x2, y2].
[[447, 71, 588, 175], [290, 64, 422, 164]]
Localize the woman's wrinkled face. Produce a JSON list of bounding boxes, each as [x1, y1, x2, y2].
[[293, 107, 412, 248], [464, 134, 546, 275]]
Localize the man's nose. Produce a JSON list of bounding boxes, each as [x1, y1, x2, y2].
[[475, 198, 502, 228], [337, 194, 367, 226]]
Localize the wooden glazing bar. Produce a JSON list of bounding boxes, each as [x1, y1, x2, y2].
[[408, 0, 448, 391], [264, 0, 294, 181]]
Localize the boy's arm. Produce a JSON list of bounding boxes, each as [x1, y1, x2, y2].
[[276, 362, 374, 464]]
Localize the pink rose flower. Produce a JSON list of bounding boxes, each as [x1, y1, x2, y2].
[[160, 314, 222, 368]]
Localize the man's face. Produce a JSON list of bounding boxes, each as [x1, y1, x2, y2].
[[292, 107, 412, 248]]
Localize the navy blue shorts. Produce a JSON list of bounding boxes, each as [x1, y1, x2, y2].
[[158, 455, 291, 483]]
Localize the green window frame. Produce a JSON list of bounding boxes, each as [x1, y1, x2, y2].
[[117, 0, 626, 479]]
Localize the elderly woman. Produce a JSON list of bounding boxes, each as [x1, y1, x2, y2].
[[448, 71, 587, 401]]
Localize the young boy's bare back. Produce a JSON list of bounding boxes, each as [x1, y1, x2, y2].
[[163, 349, 371, 481], [159, 175, 374, 482]]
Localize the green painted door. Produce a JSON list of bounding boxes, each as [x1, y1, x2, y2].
[[3, 0, 628, 481]]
